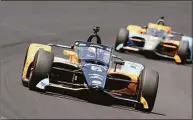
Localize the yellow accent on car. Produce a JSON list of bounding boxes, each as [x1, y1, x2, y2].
[[174, 54, 182, 63], [22, 43, 51, 80], [141, 97, 149, 109], [63, 50, 79, 64], [127, 25, 143, 33], [108, 68, 139, 93], [148, 23, 172, 32], [108, 68, 138, 81]]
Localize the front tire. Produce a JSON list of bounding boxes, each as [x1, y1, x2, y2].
[[28, 49, 54, 91], [177, 40, 189, 64], [136, 68, 159, 112], [115, 28, 129, 52]]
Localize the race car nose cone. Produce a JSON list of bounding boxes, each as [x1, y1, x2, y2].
[[90, 85, 103, 91], [143, 36, 162, 51]]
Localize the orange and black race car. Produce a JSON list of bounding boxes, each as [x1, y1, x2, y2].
[[21, 26, 159, 112], [115, 16, 193, 64]]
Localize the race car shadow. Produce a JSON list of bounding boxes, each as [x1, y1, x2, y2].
[[155, 57, 193, 67], [37, 87, 166, 116]]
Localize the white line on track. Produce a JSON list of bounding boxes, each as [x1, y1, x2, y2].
[[1, 116, 7, 119]]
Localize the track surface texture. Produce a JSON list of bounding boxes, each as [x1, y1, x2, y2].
[[0, 1, 192, 119]]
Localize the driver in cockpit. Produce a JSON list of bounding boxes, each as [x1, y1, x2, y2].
[[87, 47, 96, 58]]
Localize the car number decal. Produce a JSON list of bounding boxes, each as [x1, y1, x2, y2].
[[91, 66, 103, 72]]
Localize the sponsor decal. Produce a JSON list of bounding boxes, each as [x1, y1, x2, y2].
[[79, 43, 86, 46], [89, 73, 104, 78], [89, 73, 104, 81], [92, 80, 102, 85], [90, 76, 104, 81], [84, 63, 107, 70], [36, 78, 49, 89], [90, 44, 103, 48]]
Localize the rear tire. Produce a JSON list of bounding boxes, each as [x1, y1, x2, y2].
[[136, 68, 159, 112], [177, 40, 189, 64], [28, 49, 54, 91], [115, 28, 129, 52]]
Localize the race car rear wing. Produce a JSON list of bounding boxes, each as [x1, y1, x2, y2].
[[171, 31, 184, 36]]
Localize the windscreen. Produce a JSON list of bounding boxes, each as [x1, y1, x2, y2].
[[147, 28, 168, 38], [75, 46, 111, 65]]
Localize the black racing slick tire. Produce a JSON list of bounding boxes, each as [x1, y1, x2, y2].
[[177, 40, 189, 64], [28, 49, 54, 91], [136, 68, 159, 112], [115, 28, 128, 52]]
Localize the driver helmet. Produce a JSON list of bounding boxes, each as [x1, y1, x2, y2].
[[87, 47, 96, 57]]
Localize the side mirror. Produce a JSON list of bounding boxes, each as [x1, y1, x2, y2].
[[114, 60, 125, 72], [114, 60, 125, 65], [112, 54, 123, 61], [63, 50, 77, 56]]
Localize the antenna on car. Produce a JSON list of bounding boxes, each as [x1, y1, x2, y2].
[[87, 26, 102, 44], [156, 16, 165, 25], [93, 26, 100, 35], [160, 16, 164, 20]]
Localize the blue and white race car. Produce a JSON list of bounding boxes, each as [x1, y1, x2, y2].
[[22, 26, 159, 113], [115, 16, 193, 64]]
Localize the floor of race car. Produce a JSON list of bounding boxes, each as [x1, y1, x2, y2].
[[0, 1, 192, 119]]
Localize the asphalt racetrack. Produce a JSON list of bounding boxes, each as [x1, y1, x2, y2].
[[0, 1, 192, 119]]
